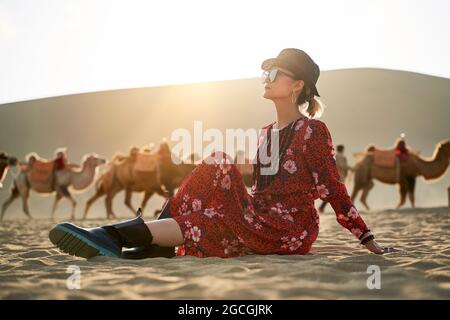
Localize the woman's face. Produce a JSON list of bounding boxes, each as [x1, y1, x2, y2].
[[262, 67, 304, 102]]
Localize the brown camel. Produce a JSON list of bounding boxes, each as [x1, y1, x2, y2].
[[84, 146, 165, 219], [84, 143, 197, 219], [351, 140, 450, 210], [0, 152, 18, 189], [448, 185, 450, 207], [1, 153, 106, 220]]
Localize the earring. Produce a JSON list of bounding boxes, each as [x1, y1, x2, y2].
[[291, 91, 296, 104]]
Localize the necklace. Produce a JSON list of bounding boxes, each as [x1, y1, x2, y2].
[[273, 114, 304, 130]]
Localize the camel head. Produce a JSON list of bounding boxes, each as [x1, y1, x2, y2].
[[0, 152, 18, 166], [7, 156, 18, 166], [82, 153, 107, 168], [437, 139, 450, 159]]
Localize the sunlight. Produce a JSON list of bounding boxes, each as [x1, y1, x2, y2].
[[1, 0, 449, 103]]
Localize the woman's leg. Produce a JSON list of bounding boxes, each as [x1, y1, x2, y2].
[[145, 218, 184, 247], [120, 198, 179, 259]]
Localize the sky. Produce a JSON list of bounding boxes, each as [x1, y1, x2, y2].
[[1, 0, 449, 104]]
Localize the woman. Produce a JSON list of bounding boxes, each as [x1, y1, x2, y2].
[[49, 48, 396, 259]]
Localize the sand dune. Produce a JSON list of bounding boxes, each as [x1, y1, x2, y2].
[[1, 69, 450, 212], [0, 207, 449, 299]]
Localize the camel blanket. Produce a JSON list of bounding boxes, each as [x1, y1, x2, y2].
[[373, 150, 397, 168], [31, 160, 54, 182], [133, 152, 158, 172]]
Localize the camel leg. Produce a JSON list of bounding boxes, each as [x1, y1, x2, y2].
[[140, 190, 156, 216], [318, 200, 328, 213], [1, 184, 20, 221], [350, 184, 361, 203], [408, 192, 416, 209], [124, 189, 136, 216], [395, 181, 408, 209], [105, 184, 122, 219], [360, 180, 374, 211], [83, 188, 105, 220], [406, 176, 416, 208], [51, 192, 63, 220], [58, 186, 77, 220], [21, 188, 32, 219]]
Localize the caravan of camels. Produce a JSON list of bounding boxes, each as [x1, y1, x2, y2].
[[1, 138, 449, 220], [0, 142, 254, 221]]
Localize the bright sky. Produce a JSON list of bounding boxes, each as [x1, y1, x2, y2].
[[1, 0, 449, 104]]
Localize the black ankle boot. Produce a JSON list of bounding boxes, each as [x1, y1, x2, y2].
[[121, 244, 176, 259], [121, 199, 176, 259], [49, 208, 153, 259]]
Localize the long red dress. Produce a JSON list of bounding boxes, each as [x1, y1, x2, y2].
[[169, 115, 370, 258]]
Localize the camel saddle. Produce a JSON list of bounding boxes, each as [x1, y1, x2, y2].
[[133, 152, 158, 172], [372, 149, 398, 168], [31, 160, 54, 182]]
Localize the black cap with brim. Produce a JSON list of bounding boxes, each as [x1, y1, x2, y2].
[[261, 48, 320, 97]]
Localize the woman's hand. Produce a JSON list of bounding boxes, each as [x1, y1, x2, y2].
[[364, 239, 398, 254]]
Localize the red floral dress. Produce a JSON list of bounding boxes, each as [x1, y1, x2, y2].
[[169, 116, 370, 258]]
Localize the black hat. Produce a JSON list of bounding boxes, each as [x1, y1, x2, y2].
[[261, 48, 320, 97]]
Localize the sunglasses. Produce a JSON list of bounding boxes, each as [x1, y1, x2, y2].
[[261, 68, 294, 84]]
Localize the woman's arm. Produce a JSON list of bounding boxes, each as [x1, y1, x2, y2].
[[302, 120, 394, 254]]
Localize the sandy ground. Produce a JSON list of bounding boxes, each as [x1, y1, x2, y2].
[[0, 206, 449, 299]]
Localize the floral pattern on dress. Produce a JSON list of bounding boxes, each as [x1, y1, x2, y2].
[[283, 159, 297, 174], [281, 230, 308, 252]]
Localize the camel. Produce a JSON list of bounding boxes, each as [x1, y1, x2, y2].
[[351, 140, 450, 210], [0, 152, 18, 189], [448, 185, 450, 207], [84, 143, 197, 219], [1, 153, 106, 221], [84, 146, 165, 219]]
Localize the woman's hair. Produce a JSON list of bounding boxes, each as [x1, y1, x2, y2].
[[295, 83, 325, 119]]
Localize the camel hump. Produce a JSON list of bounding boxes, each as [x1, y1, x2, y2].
[[112, 153, 127, 161], [111, 154, 128, 166], [353, 151, 366, 158], [133, 152, 159, 172]]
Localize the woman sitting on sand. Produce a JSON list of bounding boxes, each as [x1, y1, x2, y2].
[[49, 48, 396, 259]]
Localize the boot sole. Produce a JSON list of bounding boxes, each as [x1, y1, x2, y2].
[[49, 225, 119, 259]]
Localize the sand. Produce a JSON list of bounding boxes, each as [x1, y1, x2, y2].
[[0, 206, 449, 299]]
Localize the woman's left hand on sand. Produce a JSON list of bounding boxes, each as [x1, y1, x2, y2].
[[365, 239, 399, 254]]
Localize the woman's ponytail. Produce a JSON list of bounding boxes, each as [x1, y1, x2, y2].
[[296, 85, 325, 119]]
